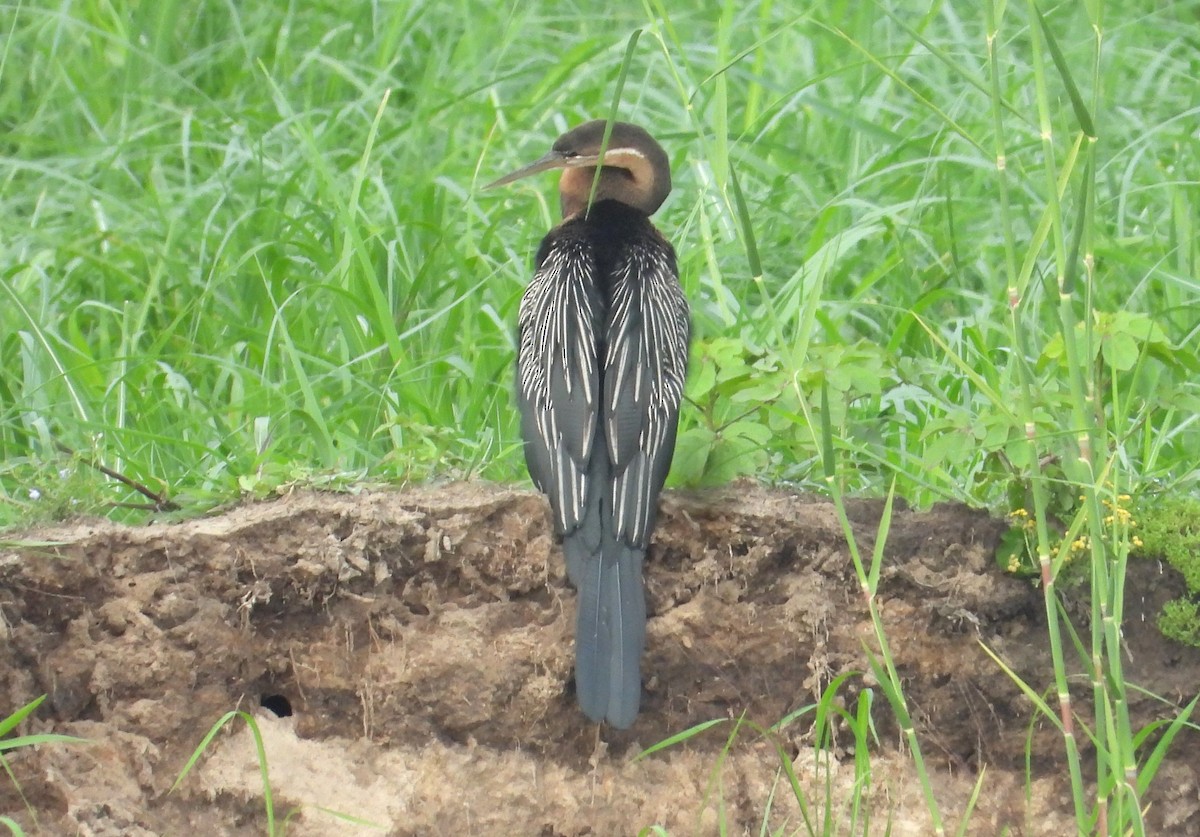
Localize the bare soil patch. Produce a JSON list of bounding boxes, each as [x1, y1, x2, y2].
[[2, 483, 1198, 835]]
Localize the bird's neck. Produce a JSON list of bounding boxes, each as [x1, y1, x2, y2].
[[559, 162, 664, 219]]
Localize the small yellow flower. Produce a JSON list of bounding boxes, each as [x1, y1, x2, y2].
[[1132, 535, 1144, 548], [1009, 508, 1029, 518]]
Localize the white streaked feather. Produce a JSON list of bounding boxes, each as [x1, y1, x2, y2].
[[519, 222, 688, 551], [603, 239, 689, 545], [518, 239, 600, 535]]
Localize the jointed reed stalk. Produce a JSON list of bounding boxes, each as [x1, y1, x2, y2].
[[988, 0, 1088, 823], [991, 0, 1149, 831], [812, 385, 946, 836]]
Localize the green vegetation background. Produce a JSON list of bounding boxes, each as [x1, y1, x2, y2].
[[4, 2, 1200, 830], [2, 0, 1196, 525]]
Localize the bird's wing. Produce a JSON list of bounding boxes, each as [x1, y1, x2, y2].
[[516, 235, 602, 539], [603, 235, 690, 548]]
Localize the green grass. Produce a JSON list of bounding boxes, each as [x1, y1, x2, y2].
[[0, 695, 87, 830], [171, 709, 386, 834], [3, 0, 1199, 833], [2, 0, 1195, 522]]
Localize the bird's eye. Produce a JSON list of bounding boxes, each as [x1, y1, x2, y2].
[[562, 151, 579, 158]]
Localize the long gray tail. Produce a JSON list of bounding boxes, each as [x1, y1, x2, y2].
[[564, 529, 646, 728]]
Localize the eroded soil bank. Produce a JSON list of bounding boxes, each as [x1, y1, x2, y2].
[[2, 484, 1198, 834]]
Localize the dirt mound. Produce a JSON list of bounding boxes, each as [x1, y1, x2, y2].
[[2, 484, 1197, 834]]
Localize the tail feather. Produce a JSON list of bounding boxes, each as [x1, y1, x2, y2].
[[571, 530, 646, 728], [563, 513, 600, 588]]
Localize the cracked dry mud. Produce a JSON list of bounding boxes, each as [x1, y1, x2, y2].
[[2, 484, 1198, 835]]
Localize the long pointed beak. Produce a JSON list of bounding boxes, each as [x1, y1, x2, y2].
[[477, 150, 600, 189], [483, 150, 570, 190]]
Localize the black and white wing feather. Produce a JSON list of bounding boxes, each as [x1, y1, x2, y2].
[[514, 213, 688, 729], [604, 235, 690, 548], [515, 236, 602, 546]]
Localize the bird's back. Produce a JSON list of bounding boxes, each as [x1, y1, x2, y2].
[[516, 200, 689, 727]]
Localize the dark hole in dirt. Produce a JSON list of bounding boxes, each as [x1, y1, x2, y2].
[[1, 484, 1198, 835], [260, 694, 293, 717]]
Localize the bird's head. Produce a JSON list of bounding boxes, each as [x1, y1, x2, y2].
[[485, 120, 671, 219]]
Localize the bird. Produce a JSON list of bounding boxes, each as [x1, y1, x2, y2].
[[485, 120, 690, 728]]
